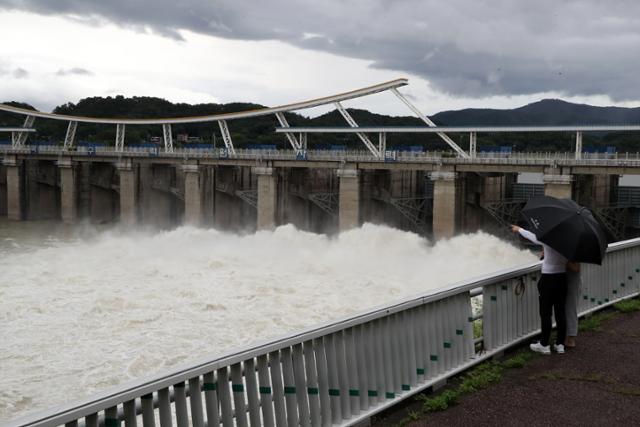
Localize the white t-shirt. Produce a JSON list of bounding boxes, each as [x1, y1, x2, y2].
[[519, 228, 567, 274]]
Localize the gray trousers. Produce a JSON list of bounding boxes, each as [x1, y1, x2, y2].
[[566, 271, 581, 336]]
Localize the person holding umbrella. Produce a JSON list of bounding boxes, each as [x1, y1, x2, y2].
[[511, 195, 608, 355], [511, 224, 568, 354]]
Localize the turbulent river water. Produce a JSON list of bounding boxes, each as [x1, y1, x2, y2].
[[0, 219, 536, 421]]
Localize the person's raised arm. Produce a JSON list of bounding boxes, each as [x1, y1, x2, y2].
[[510, 224, 541, 245]]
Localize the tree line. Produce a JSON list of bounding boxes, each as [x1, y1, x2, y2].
[[1, 96, 639, 153]]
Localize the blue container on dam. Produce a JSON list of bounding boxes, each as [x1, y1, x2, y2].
[[246, 143, 277, 150], [183, 143, 214, 149]]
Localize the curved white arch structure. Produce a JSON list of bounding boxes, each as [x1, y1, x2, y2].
[[0, 79, 408, 124], [0, 78, 468, 157]]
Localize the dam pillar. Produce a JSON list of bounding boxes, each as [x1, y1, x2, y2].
[[117, 160, 138, 226], [543, 174, 573, 199], [4, 156, 24, 220], [183, 164, 202, 226], [337, 167, 360, 231], [576, 174, 617, 208], [254, 166, 277, 230], [58, 158, 77, 223], [431, 171, 460, 240]]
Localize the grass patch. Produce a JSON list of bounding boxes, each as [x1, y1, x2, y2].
[[579, 297, 639, 332], [393, 410, 421, 427], [533, 370, 613, 384], [579, 311, 617, 332], [383, 350, 538, 424], [420, 353, 533, 414], [614, 386, 640, 396], [614, 298, 640, 313], [422, 389, 459, 412], [501, 351, 536, 369], [458, 362, 503, 394]]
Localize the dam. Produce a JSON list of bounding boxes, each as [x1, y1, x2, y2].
[[2, 78, 640, 241]]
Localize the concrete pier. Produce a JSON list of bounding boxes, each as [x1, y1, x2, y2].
[[254, 167, 277, 230], [4, 156, 23, 220], [337, 168, 360, 231], [431, 171, 459, 239], [543, 174, 573, 199], [58, 158, 76, 223], [117, 161, 138, 226], [183, 164, 202, 226], [576, 174, 617, 208]]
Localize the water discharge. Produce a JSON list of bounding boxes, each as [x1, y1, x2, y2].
[[0, 221, 536, 421]]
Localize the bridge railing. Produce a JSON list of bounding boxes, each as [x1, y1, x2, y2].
[[7, 237, 640, 427], [3, 145, 640, 166]]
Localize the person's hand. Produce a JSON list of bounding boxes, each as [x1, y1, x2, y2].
[[510, 224, 521, 233], [567, 262, 581, 272]]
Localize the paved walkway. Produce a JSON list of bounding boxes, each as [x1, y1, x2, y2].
[[377, 307, 640, 426]]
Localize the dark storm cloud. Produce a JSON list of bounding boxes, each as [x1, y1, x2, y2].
[[56, 67, 93, 76], [2, 0, 640, 100]]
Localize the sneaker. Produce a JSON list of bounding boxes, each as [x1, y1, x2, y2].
[[554, 344, 565, 354], [530, 342, 551, 355]]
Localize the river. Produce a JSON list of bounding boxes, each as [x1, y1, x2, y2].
[[0, 220, 536, 421]]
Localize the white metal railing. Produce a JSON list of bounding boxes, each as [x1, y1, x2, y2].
[[6, 238, 640, 427]]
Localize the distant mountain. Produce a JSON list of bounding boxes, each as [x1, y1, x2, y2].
[[432, 99, 640, 126]]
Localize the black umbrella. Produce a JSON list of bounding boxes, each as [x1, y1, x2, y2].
[[520, 196, 608, 264]]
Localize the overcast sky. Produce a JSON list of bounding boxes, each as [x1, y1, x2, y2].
[[1, 1, 639, 116]]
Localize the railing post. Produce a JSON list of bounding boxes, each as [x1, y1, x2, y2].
[[189, 377, 205, 427], [268, 351, 288, 426], [158, 388, 172, 427], [244, 358, 261, 427], [231, 363, 248, 427]]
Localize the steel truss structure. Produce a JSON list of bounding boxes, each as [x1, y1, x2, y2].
[[308, 192, 339, 217], [150, 178, 184, 201], [235, 190, 258, 208], [275, 112, 305, 154], [370, 187, 432, 234], [63, 121, 77, 149], [593, 206, 628, 242], [334, 102, 381, 158], [12, 115, 35, 147], [162, 124, 173, 153], [481, 199, 527, 229], [389, 197, 432, 233], [115, 124, 126, 152]]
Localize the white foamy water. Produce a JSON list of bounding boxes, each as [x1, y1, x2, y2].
[[0, 222, 536, 421]]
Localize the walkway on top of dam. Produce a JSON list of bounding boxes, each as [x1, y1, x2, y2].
[[376, 306, 640, 427]]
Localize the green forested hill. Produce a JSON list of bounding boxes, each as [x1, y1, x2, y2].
[[1, 96, 640, 152]]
